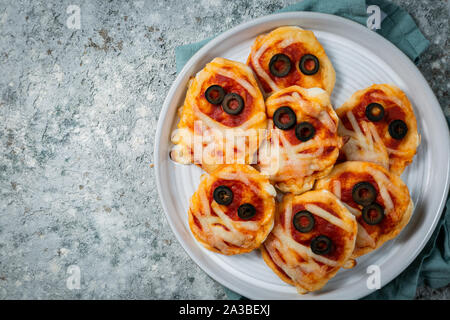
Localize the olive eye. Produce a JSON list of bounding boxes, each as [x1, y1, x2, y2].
[[295, 122, 316, 142], [365, 103, 385, 122], [238, 203, 256, 220], [222, 93, 244, 115], [273, 106, 297, 130], [362, 203, 385, 225], [205, 85, 225, 105], [269, 53, 292, 77], [388, 120, 408, 140], [293, 210, 315, 233], [213, 186, 233, 205], [299, 54, 319, 75], [310, 235, 332, 255], [352, 181, 377, 206]]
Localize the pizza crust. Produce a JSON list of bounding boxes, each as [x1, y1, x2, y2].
[[188, 164, 276, 255], [336, 84, 420, 175], [315, 161, 413, 260], [258, 85, 342, 194], [171, 57, 267, 173], [261, 190, 357, 293], [247, 26, 335, 96]]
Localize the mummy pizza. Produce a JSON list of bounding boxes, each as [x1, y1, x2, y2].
[[188, 164, 276, 255], [261, 190, 357, 293], [258, 85, 343, 194], [170, 57, 267, 173], [315, 161, 413, 260], [337, 84, 420, 175], [247, 26, 335, 96]]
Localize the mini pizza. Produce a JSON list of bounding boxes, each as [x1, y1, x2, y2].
[[315, 161, 413, 261], [188, 164, 276, 255], [258, 85, 343, 194], [337, 84, 420, 175], [247, 26, 335, 96], [261, 190, 357, 293], [170, 57, 267, 173]]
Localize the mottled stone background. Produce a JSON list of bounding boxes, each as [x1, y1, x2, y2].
[[0, 0, 448, 299]]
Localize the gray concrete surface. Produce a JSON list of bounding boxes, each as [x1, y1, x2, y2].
[[0, 0, 448, 299]]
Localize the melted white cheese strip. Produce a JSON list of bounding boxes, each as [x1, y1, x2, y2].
[[265, 236, 324, 285], [359, 121, 375, 152], [318, 110, 336, 132], [253, 42, 280, 92], [273, 159, 316, 180], [279, 197, 340, 267], [212, 203, 260, 232], [291, 93, 323, 117], [347, 111, 368, 145], [279, 37, 297, 48], [305, 204, 354, 233], [263, 189, 358, 288], [341, 111, 389, 168], [178, 77, 265, 166], [332, 180, 341, 199], [259, 90, 340, 187], [269, 95, 298, 106], [355, 221, 376, 248], [386, 147, 411, 156]]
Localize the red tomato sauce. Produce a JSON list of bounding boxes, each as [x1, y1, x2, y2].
[[209, 179, 264, 222], [336, 172, 398, 234], [200, 74, 254, 127], [264, 246, 292, 279]]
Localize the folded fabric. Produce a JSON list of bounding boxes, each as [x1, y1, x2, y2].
[[175, 0, 429, 73], [174, 0, 449, 300]]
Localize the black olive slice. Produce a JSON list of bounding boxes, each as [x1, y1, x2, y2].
[[238, 203, 256, 220], [365, 103, 385, 122], [362, 203, 385, 225], [273, 106, 297, 130], [213, 185, 233, 206], [295, 122, 316, 142], [205, 85, 225, 105], [299, 54, 320, 75], [269, 53, 292, 77], [352, 181, 377, 206], [388, 119, 408, 140], [221, 93, 244, 115], [293, 210, 315, 233], [310, 235, 332, 255]]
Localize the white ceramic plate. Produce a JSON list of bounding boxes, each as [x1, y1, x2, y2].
[[154, 12, 450, 299]]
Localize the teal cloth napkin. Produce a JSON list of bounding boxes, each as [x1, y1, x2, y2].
[[175, 0, 450, 300], [175, 0, 430, 73]]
